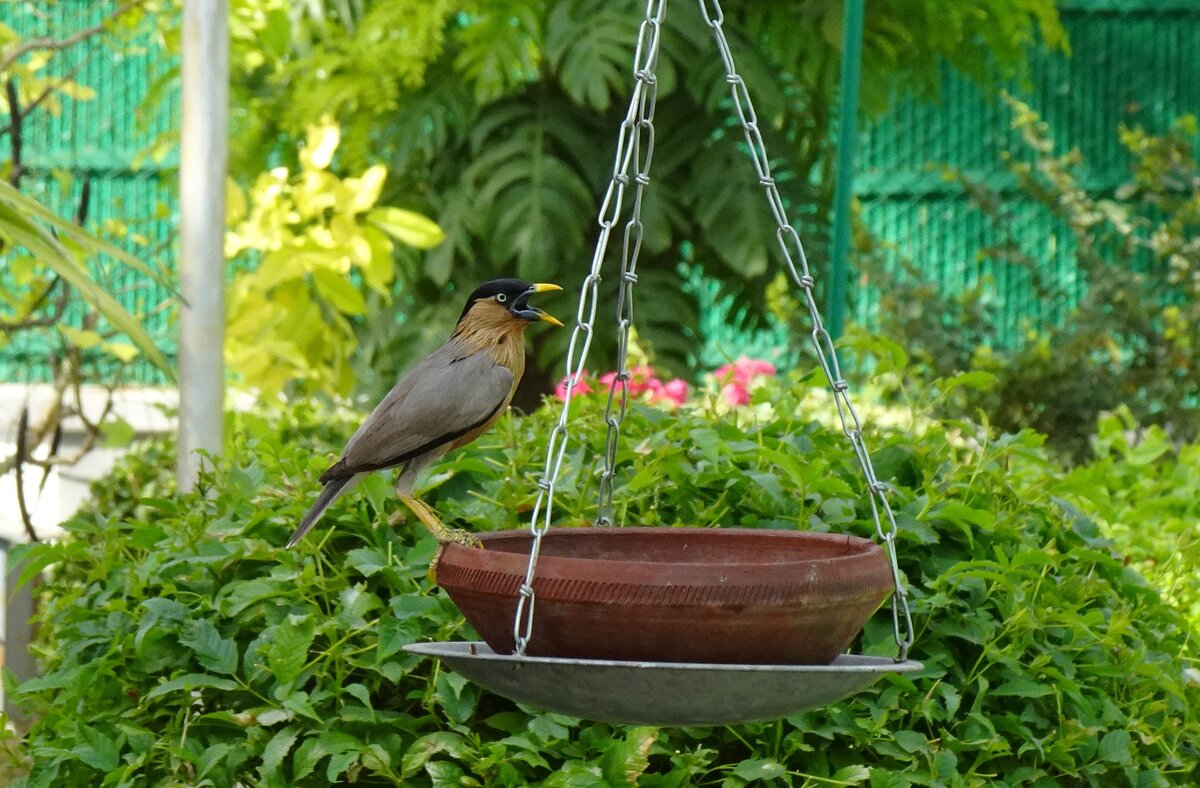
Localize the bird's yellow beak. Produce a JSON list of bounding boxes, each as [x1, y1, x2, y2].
[[527, 283, 564, 327]]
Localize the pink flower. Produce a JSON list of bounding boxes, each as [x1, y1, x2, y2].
[[627, 366, 659, 397], [555, 372, 593, 400], [721, 382, 750, 406], [661, 378, 689, 406], [715, 357, 777, 386], [591, 366, 691, 407]]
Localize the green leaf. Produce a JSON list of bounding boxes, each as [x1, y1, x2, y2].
[[434, 669, 478, 724], [343, 682, 374, 712], [257, 708, 293, 726], [367, 207, 445, 249], [831, 764, 870, 783], [101, 341, 139, 362], [600, 727, 656, 785], [891, 730, 929, 754], [100, 418, 136, 449], [75, 724, 119, 771], [401, 732, 469, 778], [179, 619, 239, 675], [58, 325, 102, 349], [545, 0, 636, 111], [145, 673, 238, 700], [218, 577, 286, 616], [731, 758, 786, 781], [345, 547, 388, 577], [267, 618, 315, 685], [260, 725, 301, 781], [1098, 730, 1132, 764], [292, 730, 362, 781], [198, 743, 235, 780], [312, 267, 367, 315]]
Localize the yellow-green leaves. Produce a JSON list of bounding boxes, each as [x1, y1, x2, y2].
[[366, 207, 445, 250], [225, 117, 444, 398]]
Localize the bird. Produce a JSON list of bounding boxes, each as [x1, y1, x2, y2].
[[286, 278, 563, 549]]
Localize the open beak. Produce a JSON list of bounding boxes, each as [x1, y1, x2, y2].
[[516, 283, 564, 327]]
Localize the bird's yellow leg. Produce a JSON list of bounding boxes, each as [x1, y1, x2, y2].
[[397, 494, 483, 549]]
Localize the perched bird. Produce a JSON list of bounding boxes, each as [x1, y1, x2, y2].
[[287, 279, 563, 548]]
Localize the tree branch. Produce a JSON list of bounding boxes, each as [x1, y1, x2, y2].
[[14, 407, 40, 543], [0, 59, 92, 139], [0, 0, 150, 74], [6, 78, 23, 187]]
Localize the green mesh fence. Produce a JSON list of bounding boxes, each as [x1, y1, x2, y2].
[[853, 0, 1200, 346], [1, 0, 177, 384]]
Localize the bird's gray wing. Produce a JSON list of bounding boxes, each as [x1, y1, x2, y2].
[[320, 346, 513, 481]]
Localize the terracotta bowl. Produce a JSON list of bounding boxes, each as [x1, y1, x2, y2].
[[433, 527, 893, 665]]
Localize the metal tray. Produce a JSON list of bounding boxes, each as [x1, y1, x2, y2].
[[405, 641, 922, 726]]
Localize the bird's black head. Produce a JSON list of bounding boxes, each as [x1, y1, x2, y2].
[[456, 278, 564, 327]]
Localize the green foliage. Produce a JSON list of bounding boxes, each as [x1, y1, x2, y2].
[[1056, 408, 1200, 632], [224, 118, 445, 397], [861, 99, 1200, 459], [222, 0, 1064, 397], [7, 374, 1199, 785]]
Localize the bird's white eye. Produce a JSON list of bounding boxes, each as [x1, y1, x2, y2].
[[496, 293, 507, 303]]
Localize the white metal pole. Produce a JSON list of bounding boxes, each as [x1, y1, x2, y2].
[[177, 0, 228, 492]]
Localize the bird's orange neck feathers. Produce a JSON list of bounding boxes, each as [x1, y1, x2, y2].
[[452, 300, 529, 377]]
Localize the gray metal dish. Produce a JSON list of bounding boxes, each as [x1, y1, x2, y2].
[[404, 641, 922, 726]]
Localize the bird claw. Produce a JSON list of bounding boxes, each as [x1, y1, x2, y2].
[[437, 527, 484, 549], [427, 544, 446, 585]]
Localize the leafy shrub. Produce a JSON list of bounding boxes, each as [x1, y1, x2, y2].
[[1055, 409, 1200, 633], [5, 379, 1199, 786], [860, 100, 1200, 460], [224, 118, 445, 397]]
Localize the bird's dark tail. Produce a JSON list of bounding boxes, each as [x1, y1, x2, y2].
[[287, 475, 356, 548]]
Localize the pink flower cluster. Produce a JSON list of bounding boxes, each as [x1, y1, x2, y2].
[[555, 365, 689, 406], [554, 357, 776, 408], [713, 357, 777, 406]]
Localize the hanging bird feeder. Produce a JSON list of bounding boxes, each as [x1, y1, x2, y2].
[[405, 0, 921, 725]]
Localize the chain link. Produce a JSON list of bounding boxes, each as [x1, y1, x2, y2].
[[512, 0, 667, 655], [699, 0, 914, 660], [598, 21, 659, 528]]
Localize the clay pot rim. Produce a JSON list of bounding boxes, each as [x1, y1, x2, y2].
[[456, 526, 885, 574]]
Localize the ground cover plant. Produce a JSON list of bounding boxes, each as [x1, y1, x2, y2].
[[4, 375, 1199, 786]]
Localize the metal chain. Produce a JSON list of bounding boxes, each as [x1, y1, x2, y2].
[[512, 0, 667, 655], [698, 0, 914, 660], [596, 20, 660, 528]]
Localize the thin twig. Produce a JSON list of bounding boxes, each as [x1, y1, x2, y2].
[[0, 277, 68, 332], [5, 78, 23, 187], [75, 176, 92, 225], [0, 54, 93, 139], [14, 407, 40, 543], [0, 0, 150, 74], [37, 423, 62, 495]]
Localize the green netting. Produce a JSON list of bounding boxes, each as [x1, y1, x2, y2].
[[1, 0, 177, 384], [852, 1, 1200, 345]]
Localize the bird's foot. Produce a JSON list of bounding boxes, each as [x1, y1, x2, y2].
[[397, 494, 483, 550], [428, 544, 447, 585], [436, 525, 484, 549]]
